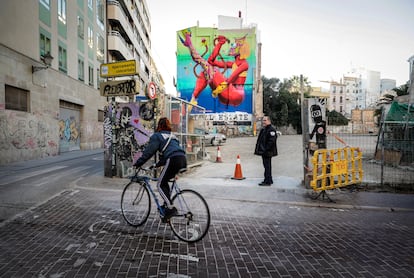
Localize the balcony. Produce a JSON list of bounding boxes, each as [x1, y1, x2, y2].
[[107, 31, 133, 60]]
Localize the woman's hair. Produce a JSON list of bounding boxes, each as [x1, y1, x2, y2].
[[156, 117, 172, 132]]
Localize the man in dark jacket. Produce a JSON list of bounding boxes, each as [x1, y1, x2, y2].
[[254, 116, 278, 186]]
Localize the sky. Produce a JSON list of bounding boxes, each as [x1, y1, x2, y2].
[[147, 0, 414, 93]]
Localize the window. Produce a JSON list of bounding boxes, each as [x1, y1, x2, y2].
[[78, 58, 84, 81], [5, 85, 29, 112], [40, 32, 51, 57], [40, 0, 50, 9], [98, 110, 104, 122], [88, 65, 94, 86], [60, 100, 82, 111], [58, 0, 66, 24], [58, 45, 67, 72], [97, 70, 102, 89], [96, 0, 105, 30], [88, 0, 93, 10], [77, 16, 84, 39], [96, 34, 104, 62], [88, 26, 93, 49]]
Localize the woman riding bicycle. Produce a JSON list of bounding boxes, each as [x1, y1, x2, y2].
[[133, 117, 187, 221]]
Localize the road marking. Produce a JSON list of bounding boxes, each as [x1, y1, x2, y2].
[[145, 251, 199, 262], [89, 219, 120, 233], [0, 166, 68, 186]]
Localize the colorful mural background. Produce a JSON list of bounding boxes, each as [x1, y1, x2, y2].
[[177, 26, 256, 114]]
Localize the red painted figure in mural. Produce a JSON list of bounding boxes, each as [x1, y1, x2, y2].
[[179, 29, 250, 109]]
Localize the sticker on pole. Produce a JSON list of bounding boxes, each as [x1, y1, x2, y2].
[[147, 82, 157, 99]]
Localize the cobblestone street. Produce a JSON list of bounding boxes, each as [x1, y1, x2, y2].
[[1, 185, 413, 277]]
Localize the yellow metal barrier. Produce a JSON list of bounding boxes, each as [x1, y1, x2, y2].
[[310, 147, 363, 192]]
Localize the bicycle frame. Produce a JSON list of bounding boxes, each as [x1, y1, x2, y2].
[[133, 171, 180, 217]]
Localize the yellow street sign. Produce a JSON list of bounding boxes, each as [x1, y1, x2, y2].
[[100, 60, 136, 77]]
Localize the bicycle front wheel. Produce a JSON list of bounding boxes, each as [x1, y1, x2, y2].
[[169, 189, 210, 243], [121, 181, 151, 227]]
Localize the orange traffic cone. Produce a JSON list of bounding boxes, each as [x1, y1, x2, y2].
[[231, 155, 245, 180], [216, 146, 223, 163]]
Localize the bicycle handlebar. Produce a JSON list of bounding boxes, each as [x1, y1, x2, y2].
[[130, 166, 158, 182]]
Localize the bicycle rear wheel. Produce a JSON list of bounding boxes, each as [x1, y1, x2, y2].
[[121, 181, 151, 226], [169, 189, 210, 243]]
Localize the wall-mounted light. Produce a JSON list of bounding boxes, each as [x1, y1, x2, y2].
[[32, 52, 54, 73]]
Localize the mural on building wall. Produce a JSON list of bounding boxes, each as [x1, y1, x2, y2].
[[177, 27, 256, 114], [103, 102, 152, 177], [0, 111, 58, 164]]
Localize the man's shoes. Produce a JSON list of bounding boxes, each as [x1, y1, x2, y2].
[[161, 206, 177, 222], [258, 182, 271, 186]]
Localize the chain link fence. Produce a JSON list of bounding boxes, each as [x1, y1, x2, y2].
[[327, 122, 414, 191]]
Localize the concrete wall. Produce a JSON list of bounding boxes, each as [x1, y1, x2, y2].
[[0, 45, 107, 165], [328, 109, 378, 134]]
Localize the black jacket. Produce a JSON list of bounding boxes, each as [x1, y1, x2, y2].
[[254, 125, 278, 157]]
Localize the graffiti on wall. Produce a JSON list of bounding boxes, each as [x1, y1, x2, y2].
[[58, 118, 80, 142], [308, 98, 327, 149], [103, 102, 153, 177], [59, 107, 81, 152], [0, 111, 58, 164]]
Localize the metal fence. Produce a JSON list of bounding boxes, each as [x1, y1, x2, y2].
[[176, 133, 207, 164], [326, 122, 414, 190]]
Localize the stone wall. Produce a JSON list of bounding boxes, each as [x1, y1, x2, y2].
[[0, 45, 107, 165]]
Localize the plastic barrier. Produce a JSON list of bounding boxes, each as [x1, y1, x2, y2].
[[310, 147, 363, 192]]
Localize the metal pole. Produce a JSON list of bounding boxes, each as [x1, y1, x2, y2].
[[380, 109, 385, 187], [409, 67, 414, 105], [403, 68, 414, 141], [300, 74, 307, 184]]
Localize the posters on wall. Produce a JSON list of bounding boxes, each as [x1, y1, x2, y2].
[[103, 102, 153, 177], [308, 98, 327, 148]]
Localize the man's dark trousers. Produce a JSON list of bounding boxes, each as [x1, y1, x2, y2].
[[262, 155, 273, 184]]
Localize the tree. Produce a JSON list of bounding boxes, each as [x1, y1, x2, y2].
[[392, 84, 409, 96], [326, 109, 349, 125], [287, 75, 312, 99], [262, 76, 282, 123], [262, 76, 302, 133]]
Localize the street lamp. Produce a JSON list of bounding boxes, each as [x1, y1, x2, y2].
[[32, 52, 54, 73]]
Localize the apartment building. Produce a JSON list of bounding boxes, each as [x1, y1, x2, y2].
[[0, 0, 109, 164], [409, 55, 414, 79], [380, 79, 397, 96], [328, 81, 346, 115], [345, 67, 381, 109], [106, 0, 155, 99], [343, 76, 358, 116]]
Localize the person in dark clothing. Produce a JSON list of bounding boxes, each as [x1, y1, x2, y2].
[[254, 116, 278, 186], [134, 117, 187, 220]]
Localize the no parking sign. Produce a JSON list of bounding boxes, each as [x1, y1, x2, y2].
[[147, 82, 157, 99]]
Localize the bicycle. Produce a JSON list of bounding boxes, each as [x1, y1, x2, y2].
[[120, 166, 211, 243]]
